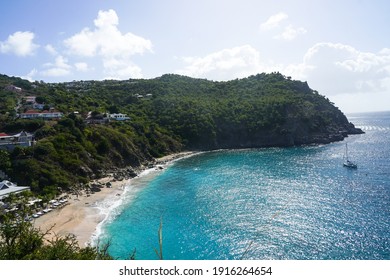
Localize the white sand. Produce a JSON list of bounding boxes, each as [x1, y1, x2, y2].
[[33, 151, 198, 247]]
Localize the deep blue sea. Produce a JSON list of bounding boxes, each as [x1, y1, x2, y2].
[[97, 111, 390, 260]]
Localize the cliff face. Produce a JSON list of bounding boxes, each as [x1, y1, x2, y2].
[[274, 103, 363, 147], [208, 116, 363, 150]]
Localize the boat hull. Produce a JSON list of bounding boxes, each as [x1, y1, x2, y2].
[[343, 162, 357, 168]]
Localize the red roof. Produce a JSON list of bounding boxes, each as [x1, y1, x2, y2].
[[0, 133, 9, 137], [22, 110, 62, 114], [23, 110, 40, 114]]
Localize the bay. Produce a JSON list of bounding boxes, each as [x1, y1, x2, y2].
[[99, 111, 390, 260]]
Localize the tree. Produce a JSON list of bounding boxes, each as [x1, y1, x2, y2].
[[35, 96, 46, 104], [107, 105, 119, 114], [0, 210, 112, 260], [0, 150, 11, 171]]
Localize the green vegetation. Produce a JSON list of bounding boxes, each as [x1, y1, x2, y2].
[[0, 72, 362, 197]]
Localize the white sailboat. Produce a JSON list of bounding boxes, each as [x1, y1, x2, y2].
[[343, 143, 357, 168]]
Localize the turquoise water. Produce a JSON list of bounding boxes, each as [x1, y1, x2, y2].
[[99, 112, 390, 260]]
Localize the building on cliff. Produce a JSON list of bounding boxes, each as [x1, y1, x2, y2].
[[0, 131, 34, 151]]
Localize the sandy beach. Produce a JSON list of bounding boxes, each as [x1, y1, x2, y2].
[[33, 151, 197, 247], [33, 176, 128, 247]]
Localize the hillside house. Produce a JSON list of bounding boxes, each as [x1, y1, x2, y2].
[[24, 96, 36, 104], [20, 109, 63, 119], [109, 113, 130, 121], [4, 85, 22, 93], [0, 131, 34, 151], [0, 180, 30, 200], [22, 96, 46, 110]]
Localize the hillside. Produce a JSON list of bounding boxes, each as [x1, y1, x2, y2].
[[0, 72, 363, 196]]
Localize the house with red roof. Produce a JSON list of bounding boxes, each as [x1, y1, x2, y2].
[[0, 131, 34, 151], [20, 109, 63, 119]]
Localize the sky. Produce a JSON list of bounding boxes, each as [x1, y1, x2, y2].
[[1, 0, 390, 113]]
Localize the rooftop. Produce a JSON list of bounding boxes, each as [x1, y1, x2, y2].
[[0, 180, 30, 200]]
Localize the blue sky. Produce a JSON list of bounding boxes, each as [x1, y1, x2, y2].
[[1, 0, 390, 113]]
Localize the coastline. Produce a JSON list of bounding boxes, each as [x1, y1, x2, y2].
[[33, 151, 198, 247], [33, 176, 128, 247]]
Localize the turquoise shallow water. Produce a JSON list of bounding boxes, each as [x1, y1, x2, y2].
[[99, 111, 390, 260]]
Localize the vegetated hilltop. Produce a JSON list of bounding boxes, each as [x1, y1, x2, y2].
[[0, 72, 363, 196], [145, 73, 363, 149]]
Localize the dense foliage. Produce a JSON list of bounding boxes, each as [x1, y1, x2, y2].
[[0, 72, 361, 197]]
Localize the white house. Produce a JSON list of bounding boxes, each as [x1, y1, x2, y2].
[[24, 96, 36, 104], [0, 131, 34, 150], [0, 180, 30, 200], [20, 110, 63, 119], [4, 85, 22, 93], [109, 113, 130, 121]]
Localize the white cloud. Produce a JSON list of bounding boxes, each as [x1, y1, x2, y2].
[[94, 9, 119, 28], [260, 12, 288, 30], [177, 45, 267, 80], [102, 57, 143, 79], [99, 49, 147, 79], [278, 42, 390, 112], [0, 31, 39, 56], [22, 69, 38, 82], [41, 68, 71, 77], [74, 62, 90, 72], [56, 56, 72, 70], [64, 28, 96, 57], [260, 13, 306, 41], [63, 9, 152, 79], [41, 55, 72, 77], [275, 25, 307, 41], [290, 42, 390, 95], [45, 44, 58, 56]]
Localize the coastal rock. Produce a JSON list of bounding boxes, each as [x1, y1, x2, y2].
[[126, 168, 138, 178]]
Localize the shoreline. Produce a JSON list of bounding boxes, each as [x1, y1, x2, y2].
[[33, 151, 198, 247]]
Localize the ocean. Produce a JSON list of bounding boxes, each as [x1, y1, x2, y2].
[[96, 111, 390, 260]]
